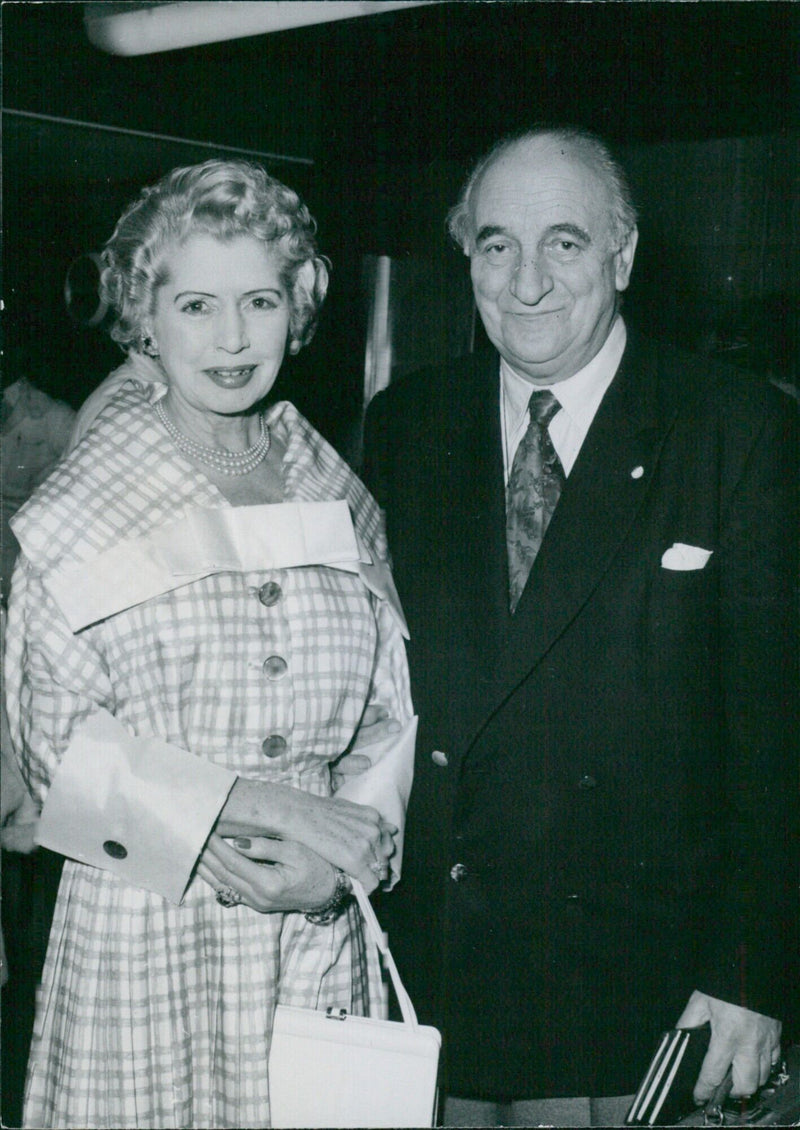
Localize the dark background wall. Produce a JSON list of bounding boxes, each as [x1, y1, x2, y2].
[[3, 1, 798, 458]]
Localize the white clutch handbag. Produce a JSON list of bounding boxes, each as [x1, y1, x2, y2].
[[268, 880, 441, 1128]]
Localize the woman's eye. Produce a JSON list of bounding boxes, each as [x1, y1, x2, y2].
[[181, 299, 209, 315], [249, 295, 278, 311]]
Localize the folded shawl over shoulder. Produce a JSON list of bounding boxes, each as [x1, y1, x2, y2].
[[14, 381, 403, 630]]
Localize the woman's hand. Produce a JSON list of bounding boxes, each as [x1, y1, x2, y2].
[[330, 753, 371, 791], [197, 832, 338, 913], [330, 704, 402, 790], [352, 704, 402, 748], [215, 780, 396, 892]]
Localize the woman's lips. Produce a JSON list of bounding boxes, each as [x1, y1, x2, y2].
[[203, 365, 257, 388]]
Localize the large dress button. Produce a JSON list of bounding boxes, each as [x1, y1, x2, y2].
[[450, 863, 468, 883], [257, 581, 282, 607], [577, 774, 598, 790], [261, 734, 287, 758], [431, 750, 449, 768], [262, 655, 288, 680], [103, 840, 127, 859]]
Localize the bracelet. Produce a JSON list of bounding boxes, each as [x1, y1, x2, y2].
[[304, 869, 353, 925]]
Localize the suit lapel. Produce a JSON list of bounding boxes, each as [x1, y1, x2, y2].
[[473, 335, 683, 740]]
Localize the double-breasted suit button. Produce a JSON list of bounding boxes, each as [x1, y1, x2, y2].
[[257, 581, 282, 607], [262, 655, 288, 680], [450, 863, 468, 882], [261, 734, 287, 758], [103, 840, 127, 859], [431, 750, 449, 767], [577, 774, 598, 790]]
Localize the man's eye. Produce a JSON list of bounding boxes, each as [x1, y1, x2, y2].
[[482, 242, 510, 262], [547, 239, 582, 259]]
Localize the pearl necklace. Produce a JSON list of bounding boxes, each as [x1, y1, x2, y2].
[[154, 400, 271, 476]]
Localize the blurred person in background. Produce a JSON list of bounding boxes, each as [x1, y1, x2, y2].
[[1, 349, 74, 1125], [1, 352, 75, 603]]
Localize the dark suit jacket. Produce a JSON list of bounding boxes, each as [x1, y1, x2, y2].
[[362, 331, 799, 1100]]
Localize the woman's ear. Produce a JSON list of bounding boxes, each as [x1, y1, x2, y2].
[[141, 323, 160, 357]]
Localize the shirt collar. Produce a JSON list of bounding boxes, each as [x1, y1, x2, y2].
[[500, 316, 627, 428]]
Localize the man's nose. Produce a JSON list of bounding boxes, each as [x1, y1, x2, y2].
[[216, 306, 249, 352], [509, 255, 553, 305]]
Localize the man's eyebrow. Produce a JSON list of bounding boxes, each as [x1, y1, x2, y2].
[[474, 222, 593, 246], [475, 224, 511, 244], [546, 222, 591, 243]]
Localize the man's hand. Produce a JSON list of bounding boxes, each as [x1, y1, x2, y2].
[[676, 990, 781, 1102]]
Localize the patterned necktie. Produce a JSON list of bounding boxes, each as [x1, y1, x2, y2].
[[506, 389, 565, 613]]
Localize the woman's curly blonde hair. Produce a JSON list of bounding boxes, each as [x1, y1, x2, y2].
[[100, 160, 329, 354]]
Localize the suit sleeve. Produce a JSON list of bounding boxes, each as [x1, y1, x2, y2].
[[697, 389, 799, 1021]]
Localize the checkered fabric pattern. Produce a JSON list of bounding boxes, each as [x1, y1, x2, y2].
[[4, 389, 410, 1129]]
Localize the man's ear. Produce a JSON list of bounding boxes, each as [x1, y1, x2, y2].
[[614, 226, 638, 292]]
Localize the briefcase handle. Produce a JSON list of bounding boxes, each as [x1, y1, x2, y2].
[[351, 879, 420, 1030]]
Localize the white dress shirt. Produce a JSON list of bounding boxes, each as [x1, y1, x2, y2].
[[500, 316, 627, 482]]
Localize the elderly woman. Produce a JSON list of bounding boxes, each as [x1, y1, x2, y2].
[[3, 161, 415, 1129]]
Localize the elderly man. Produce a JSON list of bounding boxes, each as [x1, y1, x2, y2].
[[363, 126, 798, 1126]]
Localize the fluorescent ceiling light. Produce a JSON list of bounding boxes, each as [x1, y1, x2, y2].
[[84, 1, 439, 56]]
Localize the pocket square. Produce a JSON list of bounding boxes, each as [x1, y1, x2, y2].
[[661, 542, 713, 571]]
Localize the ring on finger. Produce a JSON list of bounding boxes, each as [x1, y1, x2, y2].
[[215, 885, 243, 908]]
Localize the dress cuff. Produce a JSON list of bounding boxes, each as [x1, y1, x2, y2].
[[335, 715, 417, 888], [36, 709, 236, 903]]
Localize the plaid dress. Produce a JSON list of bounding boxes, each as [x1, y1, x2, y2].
[[4, 388, 412, 1129]]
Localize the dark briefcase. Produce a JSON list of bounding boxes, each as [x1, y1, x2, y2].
[[626, 1026, 800, 1127]]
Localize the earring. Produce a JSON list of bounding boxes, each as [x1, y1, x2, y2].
[[143, 337, 160, 358]]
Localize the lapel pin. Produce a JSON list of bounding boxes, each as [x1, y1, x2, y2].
[[630, 465, 644, 479]]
